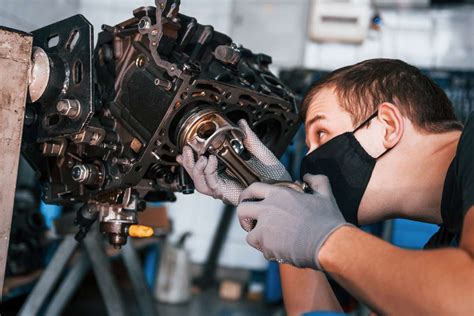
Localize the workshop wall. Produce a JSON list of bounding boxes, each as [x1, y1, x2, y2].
[[303, 5, 474, 70], [1, 0, 472, 270], [0, 0, 79, 30]]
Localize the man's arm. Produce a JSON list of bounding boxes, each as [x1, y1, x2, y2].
[[280, 264, 342, 316], [319, 206, 474, 314]]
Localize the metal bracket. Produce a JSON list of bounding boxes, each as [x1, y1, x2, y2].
[[138, 0, 182, 78], [30, 15, 94, 140]]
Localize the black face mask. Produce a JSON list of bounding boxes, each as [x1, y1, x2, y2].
[[300, 111, 388, 225]]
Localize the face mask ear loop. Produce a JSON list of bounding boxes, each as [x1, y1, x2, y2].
[[353, 111, 379, 133], [374, 140, 395, 159], [353, 110, 392, 159]]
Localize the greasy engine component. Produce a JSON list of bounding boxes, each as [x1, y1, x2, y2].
[[21, 0, 300, 247]]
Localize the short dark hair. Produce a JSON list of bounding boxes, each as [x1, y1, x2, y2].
[[301, 59, 463, 133]]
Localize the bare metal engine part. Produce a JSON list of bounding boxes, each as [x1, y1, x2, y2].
[[20, 0, 301, 247], [178, 109, 261, 186]]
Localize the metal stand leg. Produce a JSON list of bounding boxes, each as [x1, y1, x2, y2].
[[44, 255, 90, 316], [18, 235, 79, 316], [83, 229, 127, 316], [123, 241, 158, 315], [20, 225, 157, 315]]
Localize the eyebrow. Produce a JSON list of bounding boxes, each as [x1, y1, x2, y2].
[[305, 114, 327, 129]]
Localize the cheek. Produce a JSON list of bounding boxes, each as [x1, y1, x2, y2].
[[306, 144, 318, 155], [304, 128, 317, 151], [355, 128, 386, 158]]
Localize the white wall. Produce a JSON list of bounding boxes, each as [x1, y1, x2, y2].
[[303, 5, 474, 70], [0, 0, 79, 30], [165, 194, 266, 269]]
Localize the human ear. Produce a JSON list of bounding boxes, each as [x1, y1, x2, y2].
[[377, 102, 404, 150]]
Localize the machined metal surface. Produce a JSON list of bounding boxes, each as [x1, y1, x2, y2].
[[274, 181, 309, 193], [178, 109, 261, 186], [0, 26, 33, 299], [28, 47, 50, 103], [178, 109, 244, 156]]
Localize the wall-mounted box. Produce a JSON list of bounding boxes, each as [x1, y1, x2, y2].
[[308, 0, 371, 44]]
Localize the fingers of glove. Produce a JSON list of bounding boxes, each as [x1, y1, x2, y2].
[[236, 201, 264, 231], [180, 146, 196, 175], [237, 119, 254, 141], [240, 217, 257, 232], [220, 179, 244, 206], [246, 228, 262, 251], [238, 119, 265, 155], [192, 156, 212, 195], [238, 182, 274, 203], [203, 155, 220, 191], [303, 174, 333, 197]]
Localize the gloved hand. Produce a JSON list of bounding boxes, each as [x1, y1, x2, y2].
[[237, 174, 353, 270], [176, 119, 291, 206]]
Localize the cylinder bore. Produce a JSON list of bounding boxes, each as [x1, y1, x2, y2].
[[196, 121, 217, 140], [253, 118, 281, 149]]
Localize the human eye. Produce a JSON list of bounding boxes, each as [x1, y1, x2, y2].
[[316, 129, 328, 141]]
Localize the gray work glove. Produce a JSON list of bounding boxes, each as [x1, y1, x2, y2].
[[176, 119, 291, 206], [237, 174, 353, 270]]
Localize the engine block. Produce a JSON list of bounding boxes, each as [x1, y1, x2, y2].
[[21, 0, 300, 246]]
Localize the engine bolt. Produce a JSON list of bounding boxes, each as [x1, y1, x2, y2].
[[135, 56, 146, 68], [57, 99, 81, 119], [71, 164, 89, 183]]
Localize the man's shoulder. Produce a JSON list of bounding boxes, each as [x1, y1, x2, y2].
[[460, 112, 474, 139], [457, 112, 474, 215], [455, 112, 474, 160]]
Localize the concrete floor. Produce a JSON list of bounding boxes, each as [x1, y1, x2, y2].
[[1, 271, 284, 316], [63, 277, 284, 316]]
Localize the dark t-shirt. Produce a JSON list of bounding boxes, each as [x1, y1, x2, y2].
[[425, 112, 474, 248]]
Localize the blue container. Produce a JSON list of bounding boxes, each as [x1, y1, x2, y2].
[[391, 219, 439, 249], [39, 201, 62, 229]]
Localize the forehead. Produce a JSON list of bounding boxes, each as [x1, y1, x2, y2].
[[304, 87, 352, 127]]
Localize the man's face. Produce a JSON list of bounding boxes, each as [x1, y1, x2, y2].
[[304, 87, 355, 152], [303, 87, 383, 224]]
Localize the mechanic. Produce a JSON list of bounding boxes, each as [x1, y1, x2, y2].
[[177, 59, 474, 314]]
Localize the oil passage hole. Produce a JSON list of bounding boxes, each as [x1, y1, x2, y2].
[[73, 60, 83, 84], [197, 122, 217, 139], [46, 114, 60, 127], [66, 30, 80, 51], [48, 34, 59, 48]]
